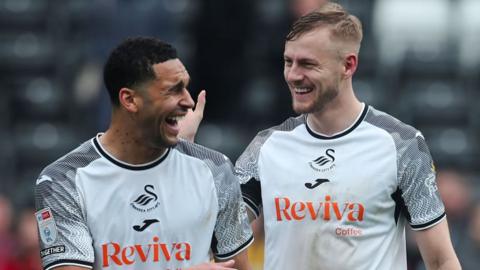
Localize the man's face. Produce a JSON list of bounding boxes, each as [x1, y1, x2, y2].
[[283, 27, 343, 114], [136, 59, 194, 148]]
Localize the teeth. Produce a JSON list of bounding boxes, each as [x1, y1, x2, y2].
[[295, 87, 312, 93], [167, 115, 185, 122]]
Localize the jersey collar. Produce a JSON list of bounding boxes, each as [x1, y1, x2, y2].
[[92, 134, 170, 170], [305, 104, 369, 140]]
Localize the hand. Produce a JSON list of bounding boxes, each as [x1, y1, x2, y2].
[[179, 90, 206, 142], [186, 260, 237, 270]]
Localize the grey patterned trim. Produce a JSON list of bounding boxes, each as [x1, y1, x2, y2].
[[364, 106, 445, 228], [35, 140, 99, 267], [175, 140, 253, 257], [235, 115, 305, 184]]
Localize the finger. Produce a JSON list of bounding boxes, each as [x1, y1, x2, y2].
[[216, 259, 235, 267], [194, 90, 206, 115]]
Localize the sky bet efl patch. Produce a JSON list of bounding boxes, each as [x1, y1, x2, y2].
[[36, 208, 58, 246]]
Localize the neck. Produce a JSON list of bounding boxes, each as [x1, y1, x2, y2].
[[99, 112, 167, 165], [307, 84, 363, 136]]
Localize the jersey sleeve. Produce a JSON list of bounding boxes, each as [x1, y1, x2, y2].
[[211, 157, 254, 260], [235, 132, 267, 218], [398, 134, 446, 230], [235, 117, 305, 218], [35, 170, 94, 270]]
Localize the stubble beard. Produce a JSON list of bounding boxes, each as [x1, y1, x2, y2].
[[292, 84, 339, 115], [139, 116, 176, 150]]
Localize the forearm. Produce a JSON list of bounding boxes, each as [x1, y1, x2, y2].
[[416, 219, 461, 270], [217, 249, 251, 270], [424, 255, 461, 270]]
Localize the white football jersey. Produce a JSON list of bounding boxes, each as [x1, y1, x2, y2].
[[236, 105, 445, 270], [35, 135, 253, 270]]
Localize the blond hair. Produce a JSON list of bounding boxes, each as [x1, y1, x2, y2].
[[286, 2, 363, 48]]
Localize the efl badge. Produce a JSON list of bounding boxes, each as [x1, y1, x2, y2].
[[36, 208, 58, 246]]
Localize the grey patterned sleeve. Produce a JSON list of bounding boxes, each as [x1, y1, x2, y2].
[[175, 140, 254, 259], [211, 157, 254, 259], [34, 145, 96, 270], [398, 134, 446, 230], [235, 131, 270, 218], [235, 116, 305, 218]]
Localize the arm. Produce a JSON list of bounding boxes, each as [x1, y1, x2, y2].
[[395, 133, 460, 269], [246, 207, 257, 223], [183, 251, 250, 270], [178, 90, 206, 142], [186, 260, 237, 270], [228, 249, 252, 270], [35, 172, 94, 269], [414, 218, 461, 270]]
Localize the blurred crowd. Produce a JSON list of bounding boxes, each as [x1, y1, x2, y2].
[[0, 197, 41, 270], [1, 0, 479, 269], [406, 169, 480, 270]]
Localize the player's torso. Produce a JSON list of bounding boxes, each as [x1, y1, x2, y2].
[[76, 149, 218, 270], [259, 123, 405, 270]]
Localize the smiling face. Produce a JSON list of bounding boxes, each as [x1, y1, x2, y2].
[[135, 59, 194, 148], [283, 27, 344, 114]]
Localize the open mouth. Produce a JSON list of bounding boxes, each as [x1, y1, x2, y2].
[[165, 115, 185, 127], [294, 87, 313, 95]]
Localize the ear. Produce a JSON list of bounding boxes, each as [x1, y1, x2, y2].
[[344, 54, 358, 79], [118, 87, 140, 113]]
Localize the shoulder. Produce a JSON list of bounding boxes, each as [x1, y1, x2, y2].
[[246, 115, 306, 150], [175, 140, 241, 194], [364, 106, 419, 141], [364, 106, 433, 164], [174, 139, 231, 167], [257, 115, 305, 137], [35, 138, 100, 204], [37, 139, 100, 184]]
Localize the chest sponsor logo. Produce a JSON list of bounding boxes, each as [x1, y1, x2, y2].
[[35, 208, 58, 246], [275, 196, 364, 222], [101, 237, 191, 267], [275, 196, 365, 237], [309, 149, 336, 172], [131, 185, 160, 212]]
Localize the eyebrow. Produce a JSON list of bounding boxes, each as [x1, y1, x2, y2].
[[284, 56, 319, 65], [298, 58, 318, 65], [169, 78, 190, 92]]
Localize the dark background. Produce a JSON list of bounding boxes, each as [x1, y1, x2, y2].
[[1, 0, 479, 269]]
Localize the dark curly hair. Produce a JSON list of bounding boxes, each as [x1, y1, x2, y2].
[[103, 37, 178, 106]]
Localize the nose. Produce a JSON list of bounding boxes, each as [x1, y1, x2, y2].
[[180, 88, 195, 110], [285, 64, 304, 83]]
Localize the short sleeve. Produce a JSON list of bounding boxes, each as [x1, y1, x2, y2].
[[235, 133, 267, 217], [398, 134, 445, 230], [211, 158, 254, 260], [35, 170, 94, 270]]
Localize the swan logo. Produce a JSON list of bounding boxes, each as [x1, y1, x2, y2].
[[131, 185, 160, 212], [309, 149, 336, 172]]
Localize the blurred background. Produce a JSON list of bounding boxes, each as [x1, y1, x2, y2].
[[0, 0, 479, 269]]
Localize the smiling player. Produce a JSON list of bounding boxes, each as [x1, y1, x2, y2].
[[34, 37, 253, 270]]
